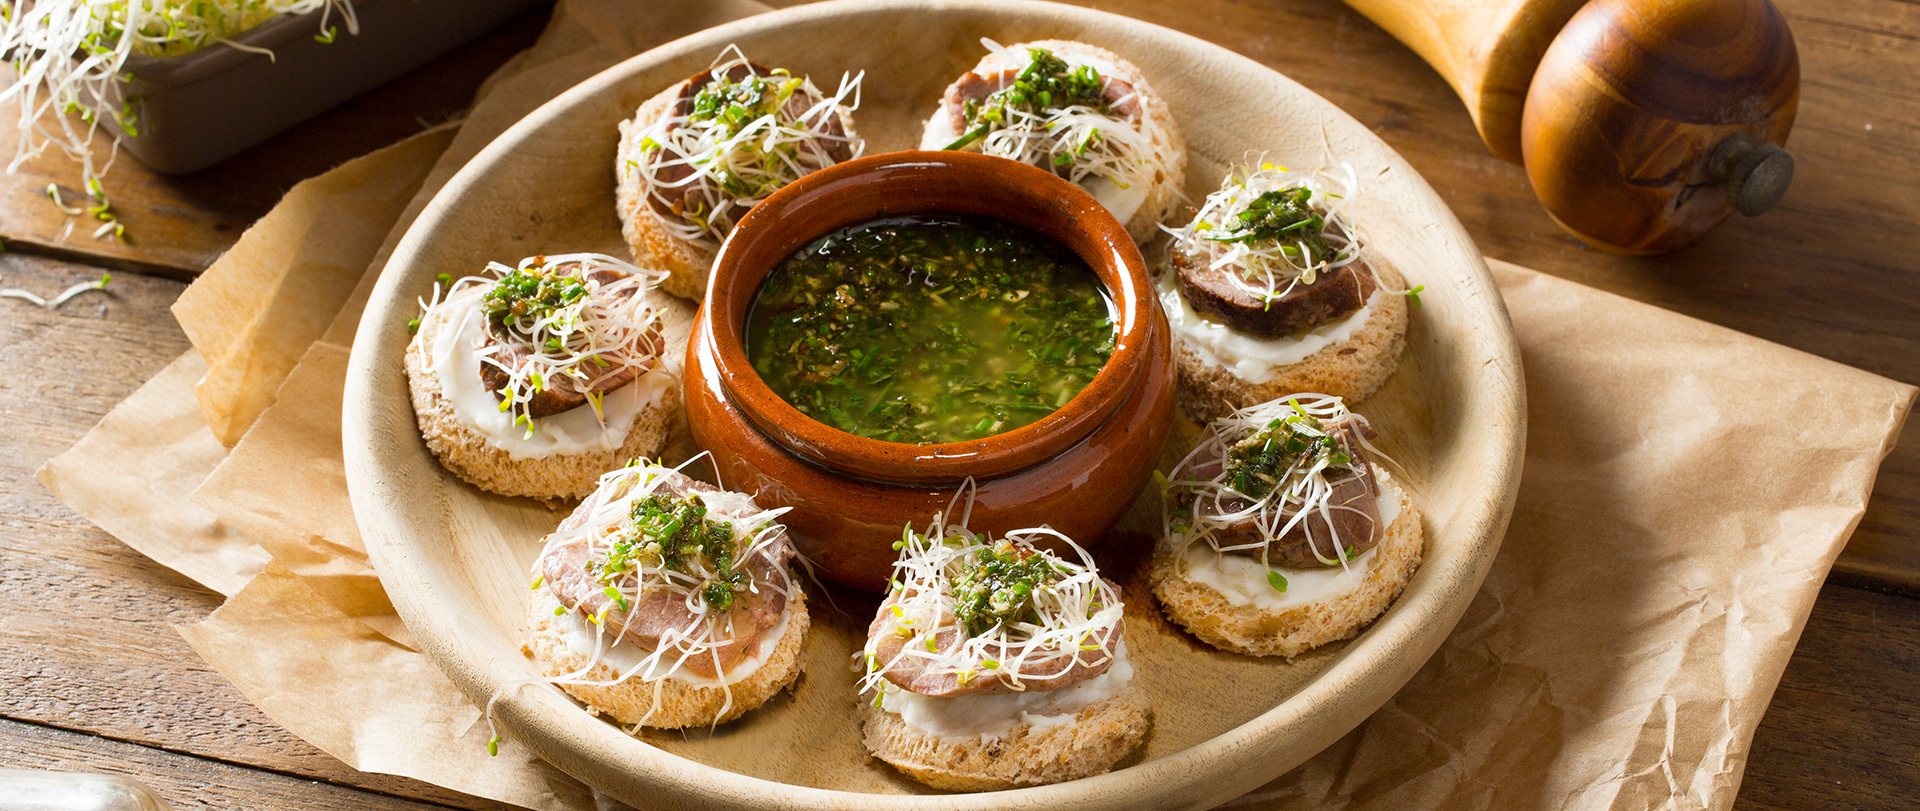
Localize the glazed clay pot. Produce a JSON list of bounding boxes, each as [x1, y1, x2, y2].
[[685, 151, 1176, 591]]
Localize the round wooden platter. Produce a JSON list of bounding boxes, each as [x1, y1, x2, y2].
[[342, 1, 1526, 808]]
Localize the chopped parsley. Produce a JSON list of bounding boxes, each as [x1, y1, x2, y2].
[[946, 47, 1110, 151], [1223, 403, 1354, 500], [667, 67, 807, 201], [593, 490, 748, 611], [1202, 185, 1330, 261], [481, 261, 588, 335], [745, 215, 1115, 444], [949, 539, 1064, 637], [689, 68, 801, 134]]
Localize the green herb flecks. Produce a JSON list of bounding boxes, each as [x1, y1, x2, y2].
[[950, 539, 1065, 637], [946, 47, 1109, 151], [679, 67, 806, 201], [744, 215, 1115, 445], [482, 262, 589, 335], [1202, 185, 1330, 261], [593, 491, 748, 611], [1223, 402, 1354, 500]]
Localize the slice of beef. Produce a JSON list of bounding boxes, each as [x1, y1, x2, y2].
[[941, 65, 1142, 154], [1174, 246, 1379, 338], [1186, 417, 1383, 568], [479, 264, 659, 419], [645, 63, 854, 227], [540, 472, 792, 679], [866, 583, 1120, 698]]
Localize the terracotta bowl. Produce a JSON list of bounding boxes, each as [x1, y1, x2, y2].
[[687, 151, 1175, 591]]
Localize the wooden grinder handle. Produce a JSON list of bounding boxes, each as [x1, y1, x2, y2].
[[1339, 0, 1800, 254]]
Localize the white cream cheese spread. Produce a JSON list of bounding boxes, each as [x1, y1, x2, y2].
[[429, 290, 670, 461], [880, 642, 1135, 741], [1159, 269, 1383, 384], [1179, 476, 1403, 610]]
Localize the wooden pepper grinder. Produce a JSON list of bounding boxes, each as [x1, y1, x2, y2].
[[1338, 0, 1799, 253]]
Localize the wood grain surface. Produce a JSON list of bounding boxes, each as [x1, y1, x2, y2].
[[1, 0, 1915, 808]]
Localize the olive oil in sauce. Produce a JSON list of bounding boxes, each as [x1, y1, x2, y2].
[[745, 215, 1115, 444]]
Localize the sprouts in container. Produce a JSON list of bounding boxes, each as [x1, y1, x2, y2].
[[622, 45, 864, 246], [0, 0, 358, 234], [1163, 162, 1364, 305]]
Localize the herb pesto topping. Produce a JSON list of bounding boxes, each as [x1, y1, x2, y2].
[[1200, 185, 1331, 261], [745, 215, 1115, 444], [690, 68, 801, 132], [1166, 163, 1363, 302], [624, 47, 864, 245], [676, 67, 809, 201], [483, 262, 590, 339], [950, 539, 1065, 637], [594, 491, 747, 611], [948, 47, 1110, 151], [1223, 403, 1354, 500]]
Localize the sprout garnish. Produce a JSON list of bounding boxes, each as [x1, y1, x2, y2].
[[1162, 394, 1385, 572], [528, 460, 797, 728], [1, 270, 111, 309], [944, 39, 1159, 198], [415, 253, 667, 440], [860, 507, 1122, 698], [1163, 162, 1363, 306], [624, 44, 864, 246]]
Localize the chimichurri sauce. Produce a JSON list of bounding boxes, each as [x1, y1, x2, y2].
[[745, 215, 1115, 445]]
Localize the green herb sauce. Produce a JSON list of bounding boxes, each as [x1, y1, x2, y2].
[[593, 491, 746, 610], [679, 67, 806, 200], [745, 215, 1115, 445], [1224, 406, 1353, 499], [947, 47, 1110, 152], [482, 262, 588, 339], [1202, 186, 1330, 260], [950, 539, 1063, 637]]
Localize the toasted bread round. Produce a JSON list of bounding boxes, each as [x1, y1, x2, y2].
[[1172, 261, 1409, 424], [403, 291, 678, 501], [522, 586, 808, 729], [1150, 467, 1424, 658], [615, 83, 717, 302], [862, 682, 1149, 791], [616, 76, 861, 302], [920, 39, 1185, 243]]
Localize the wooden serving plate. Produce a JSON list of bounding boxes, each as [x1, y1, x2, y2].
[[342, 1, 1525, 808]]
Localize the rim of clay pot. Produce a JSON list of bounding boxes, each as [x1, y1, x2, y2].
[[697, 150, 1155, 485]]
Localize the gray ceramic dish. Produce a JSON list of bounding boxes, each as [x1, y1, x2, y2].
[[94, 0, 545, 174]]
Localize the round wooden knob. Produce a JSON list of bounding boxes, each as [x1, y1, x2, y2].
[[1711, 133, 1794, 215], [1521, 0, 1799, 254]]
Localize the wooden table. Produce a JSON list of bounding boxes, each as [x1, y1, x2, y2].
[[2, 1, 1914, 808]]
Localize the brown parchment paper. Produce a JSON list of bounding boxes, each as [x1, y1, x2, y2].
[[36, 350, 268, 597], [171, 124, 457, 447], [181, 0, 771, 649], [36, 0, 1916, 808]]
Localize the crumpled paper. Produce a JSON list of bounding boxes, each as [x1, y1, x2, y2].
[[36, 0, 1915, 808]]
